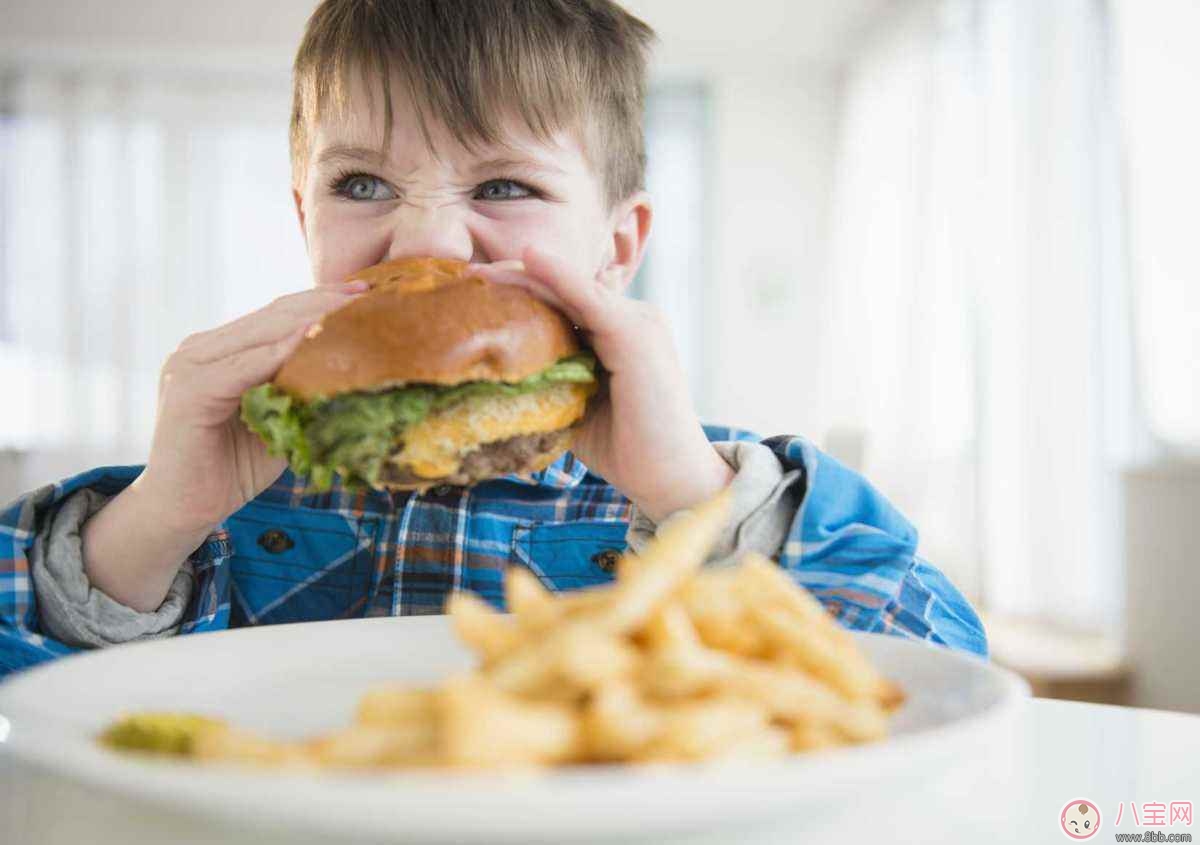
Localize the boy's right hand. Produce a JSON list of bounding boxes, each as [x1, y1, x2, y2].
[[79, 283, 366, 613], [139, 282, 369, 535]]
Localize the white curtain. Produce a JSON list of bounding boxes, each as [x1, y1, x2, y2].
[[1111, 0, 1200, 453], [819, 0, 1137, 630], [0, 61, 311, 499]]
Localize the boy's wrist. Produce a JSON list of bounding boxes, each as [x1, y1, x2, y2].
[[133, 466, 224, 539], [81, 477, 217, 613], [632, 443, 735, 525]]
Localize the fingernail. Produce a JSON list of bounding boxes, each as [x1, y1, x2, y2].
[[342, 280, 370, 293]]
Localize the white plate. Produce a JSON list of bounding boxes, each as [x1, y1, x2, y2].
[[0, 616, 1028, 843]]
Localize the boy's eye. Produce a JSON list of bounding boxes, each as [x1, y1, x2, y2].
[[333, 173, 397, 202], [474, 179, 534, 201]]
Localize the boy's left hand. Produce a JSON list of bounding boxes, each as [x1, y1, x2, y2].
[[471, 248, 733, 523]]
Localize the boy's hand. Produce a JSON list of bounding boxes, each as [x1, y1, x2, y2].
[[140, 282, 369, 534], [81, 283, 366, 612], [471, 249, 733, 523]]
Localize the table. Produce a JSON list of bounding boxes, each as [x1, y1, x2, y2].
[[3, 698, 1197, 844]]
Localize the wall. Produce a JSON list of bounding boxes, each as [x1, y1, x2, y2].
[[704, 69, 840, 438], [1124, 463, 1200, 714]]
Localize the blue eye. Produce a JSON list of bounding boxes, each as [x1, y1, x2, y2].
[[332, 173, 396, 201], [475, 179, 533, 201]]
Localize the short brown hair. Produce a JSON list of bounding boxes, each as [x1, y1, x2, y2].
[[290, 0, 656, 207]]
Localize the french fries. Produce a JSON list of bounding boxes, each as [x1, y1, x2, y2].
[[100, 489, 905, 770], [445, 592, 522, 663]]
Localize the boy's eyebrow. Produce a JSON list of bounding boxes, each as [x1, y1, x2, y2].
[[315, 145, 389, 168], [314, 147, 566, 179], [470, 156, 567, 177]]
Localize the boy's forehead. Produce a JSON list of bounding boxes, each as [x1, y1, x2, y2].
[[309, 74, 591, 176]]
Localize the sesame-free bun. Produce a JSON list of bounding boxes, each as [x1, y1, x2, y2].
[[274, 257, 581, 401]]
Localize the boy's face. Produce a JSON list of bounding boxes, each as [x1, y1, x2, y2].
[[293, 79, 637, 289]]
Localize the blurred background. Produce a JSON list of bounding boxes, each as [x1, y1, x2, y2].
[[0, 0, 1196, 711]]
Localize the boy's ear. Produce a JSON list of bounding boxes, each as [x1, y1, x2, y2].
[[604, 191, 652, 292], [292, 187, 308, 247]]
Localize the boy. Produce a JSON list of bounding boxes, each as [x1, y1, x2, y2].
[[0, 0, 985, 677]]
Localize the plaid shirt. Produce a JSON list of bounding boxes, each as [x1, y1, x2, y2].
[[0, 426, 986, 677]]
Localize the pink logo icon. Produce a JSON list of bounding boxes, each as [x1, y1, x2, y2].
[[1061, 799, 1101, 839]]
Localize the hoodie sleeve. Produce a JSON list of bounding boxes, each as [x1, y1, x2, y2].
[[761, 434, 987, 657], [636, 427, 988, 657], [29, 487, 195, 648], [0, 466, 234, 678]]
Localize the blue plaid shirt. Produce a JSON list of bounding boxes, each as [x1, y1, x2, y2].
[[0, 426, 986, 677]]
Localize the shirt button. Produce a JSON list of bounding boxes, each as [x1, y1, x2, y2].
[[591, 549, 622, 574], [257, 529, 294, 554]]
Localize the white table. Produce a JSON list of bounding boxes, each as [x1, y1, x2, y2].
[[3, 698, 1197, 844]]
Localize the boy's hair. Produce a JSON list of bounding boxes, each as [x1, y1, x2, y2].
[[290, 0, 656, 208]]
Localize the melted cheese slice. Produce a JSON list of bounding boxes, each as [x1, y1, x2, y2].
[[394, 382, 592, 479]]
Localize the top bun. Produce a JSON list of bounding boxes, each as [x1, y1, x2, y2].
[[274, 258, 581, 401]]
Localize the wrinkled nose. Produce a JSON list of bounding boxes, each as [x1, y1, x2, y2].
[[384, 201, 475, 263]]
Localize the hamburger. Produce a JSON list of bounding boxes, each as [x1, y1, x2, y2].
[[240, 257, 598, 491]]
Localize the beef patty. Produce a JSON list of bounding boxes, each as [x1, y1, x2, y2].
[[379, 428, 575, 489]]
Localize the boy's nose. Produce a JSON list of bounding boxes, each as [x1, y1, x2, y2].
[[384, 202, 475, 264]]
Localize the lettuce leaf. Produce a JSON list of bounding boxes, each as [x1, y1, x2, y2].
[[241, 353, 596, 491], [240, 382, 311, 476]]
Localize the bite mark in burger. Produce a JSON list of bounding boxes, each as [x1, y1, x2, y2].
[[240, 258, 598, 491]]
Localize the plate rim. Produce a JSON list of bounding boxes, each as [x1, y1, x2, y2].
[[0, 616, 1030, 841]]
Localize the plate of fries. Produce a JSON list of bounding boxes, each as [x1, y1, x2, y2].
[[0, 494, 1027, 842]]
